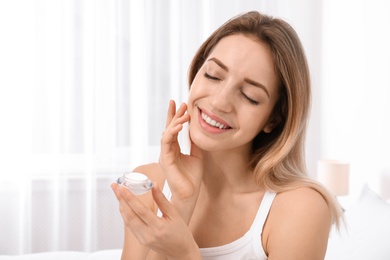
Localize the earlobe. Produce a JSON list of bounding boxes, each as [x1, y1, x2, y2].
[[263, 123, 275, 134], [263, 117, 280, 134]]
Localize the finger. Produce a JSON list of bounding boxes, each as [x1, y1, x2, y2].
[[161, 113, 190, 150], [112, 184, 141, 220], [151, 183, 175, 218], [165, 100, 176, 128], [161, 124, 183, 145], [162, 103, 190, 139], [112, 186, 151, 238], [112, 183, 135, 210], [111, 183, 121, 200], [166, 102, 189, 129], [120, 186, 158, 226], [173, 103, 189, 124], [175, 102, 188, 116]]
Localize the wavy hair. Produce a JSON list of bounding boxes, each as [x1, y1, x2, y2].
[[188, 11, 343, 228]]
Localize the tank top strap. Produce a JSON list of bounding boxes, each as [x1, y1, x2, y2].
[[249, 191, 277, 258], [251, 191, 277, 234]]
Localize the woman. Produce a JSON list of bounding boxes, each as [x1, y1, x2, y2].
[[112, 11, 343, 259]]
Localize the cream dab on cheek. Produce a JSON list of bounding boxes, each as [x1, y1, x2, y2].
[[116, 172, 153, 195]]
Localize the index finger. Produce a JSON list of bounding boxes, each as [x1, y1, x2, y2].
[[120, 185, 158, 226], [165, 100, 176, 128]]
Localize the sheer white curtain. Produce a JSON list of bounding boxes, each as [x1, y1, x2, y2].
[[321, 0, 390, 203], [0, 0, 323, 255]]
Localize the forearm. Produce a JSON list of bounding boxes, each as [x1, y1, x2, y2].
[[146, 251, 166, 260], [121, 227, 150, 260], [146, 242, 202, 260], [170, 194, 199, 225], [167, 238, 202, 260], [167, 247, 202, 260]]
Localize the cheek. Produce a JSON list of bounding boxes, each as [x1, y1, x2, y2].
[[187, 90, 196, 112], [187, 88, 201, 122], [187, 79, 205, 107], [241, 111, 270, 135]]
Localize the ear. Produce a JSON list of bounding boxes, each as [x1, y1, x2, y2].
[[263, 116, 281, 134]]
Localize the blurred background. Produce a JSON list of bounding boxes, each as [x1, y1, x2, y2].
[[0, 0, 389, 255]]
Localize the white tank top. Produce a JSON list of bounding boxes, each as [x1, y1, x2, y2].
[[160, 183, 276, 260], [199, 191, 276, 259]]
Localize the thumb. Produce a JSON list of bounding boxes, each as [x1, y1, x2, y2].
[[152, 183, 175, 218]]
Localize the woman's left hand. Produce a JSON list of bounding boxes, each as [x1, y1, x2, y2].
[[112, 182, 201, 260], [160, 101, 203, 201]]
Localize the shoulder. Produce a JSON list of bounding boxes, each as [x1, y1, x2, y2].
[[132, 163, 166, 189], [263, 187, 332, 259], [273, 186, 330, 213]]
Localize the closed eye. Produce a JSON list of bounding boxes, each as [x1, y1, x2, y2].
[[241, 91, 259, 105], [204, 72, 220, 81]]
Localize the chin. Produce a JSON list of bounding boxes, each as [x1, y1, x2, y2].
[[189, 126, 210, 151], [189, 128, 221, 152]]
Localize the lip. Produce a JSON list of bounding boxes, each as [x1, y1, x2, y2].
[[197, 107, 232, 134]]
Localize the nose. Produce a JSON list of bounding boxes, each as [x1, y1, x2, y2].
[[209, 82, 234, 113]]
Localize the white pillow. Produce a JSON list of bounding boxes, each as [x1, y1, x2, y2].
[[325, 184, 390, 260]]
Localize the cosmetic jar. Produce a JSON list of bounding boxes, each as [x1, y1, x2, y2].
[[116, 172, 153, 195]]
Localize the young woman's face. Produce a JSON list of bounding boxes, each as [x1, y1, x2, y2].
[[187, 34, 280, 153]]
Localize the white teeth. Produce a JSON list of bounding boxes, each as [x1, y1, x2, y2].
[[201, 112, 229, 129]]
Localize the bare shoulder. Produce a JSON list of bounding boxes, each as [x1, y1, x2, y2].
[[274, 186, 330, 212], [132, 163, 166, 188], [263, 187, 332, 259]]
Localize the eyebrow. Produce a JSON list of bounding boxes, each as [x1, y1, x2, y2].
[[207, 57, 270, 97], [244, 78, 270, 97], [207, 57, 229, 71]]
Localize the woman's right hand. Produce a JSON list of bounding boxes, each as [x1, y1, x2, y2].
[[159, 100, 203, 216], [112, 183, 202, 260]]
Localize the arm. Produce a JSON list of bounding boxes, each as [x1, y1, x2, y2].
[[112, 183, 153, 260], [264, 187, 332, 260], [113, 100, 203, 259], [114, 163, 166, 260], [159, 100, 204, 224]]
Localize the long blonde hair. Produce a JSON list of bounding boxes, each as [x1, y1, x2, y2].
[[188, 11, 343, 228]]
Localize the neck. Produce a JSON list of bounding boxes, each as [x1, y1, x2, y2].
[[201, 148, 259, 194]]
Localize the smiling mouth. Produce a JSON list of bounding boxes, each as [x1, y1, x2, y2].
[[200, 111, 231, 129]]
